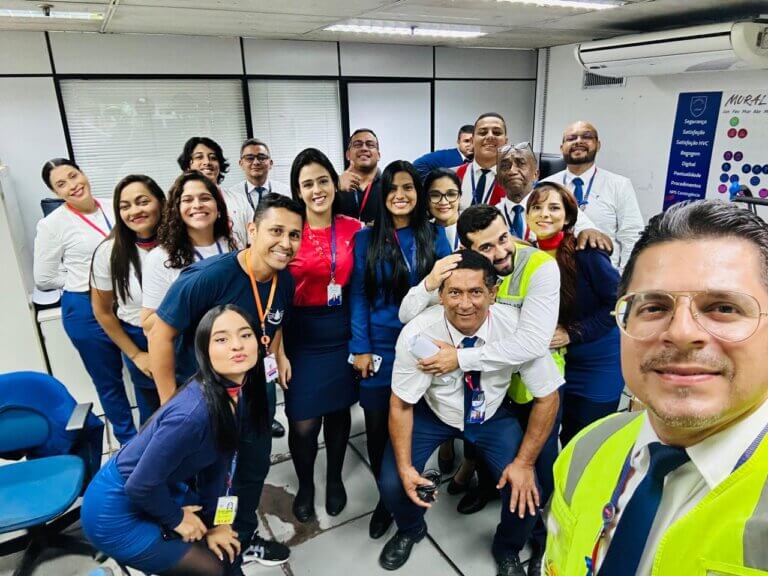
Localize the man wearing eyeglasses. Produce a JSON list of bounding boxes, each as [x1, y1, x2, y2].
[[338, 128, 382, 223], [544, 200, 768, 576], [227, 138, 291, 223], [543, 121, 644, 271]]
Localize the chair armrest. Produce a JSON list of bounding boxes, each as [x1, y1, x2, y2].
[[65, 403, 93, 432]]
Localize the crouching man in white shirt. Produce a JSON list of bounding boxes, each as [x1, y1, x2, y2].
[[376, 249, 563, 575]]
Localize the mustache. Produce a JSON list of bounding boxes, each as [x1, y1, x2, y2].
[[640, 349, 734, 380]]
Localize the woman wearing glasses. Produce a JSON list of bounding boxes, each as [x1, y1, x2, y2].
[[349, 160, 451, 538], [425, 168, 462, 251], [525, 181, 622, 446]]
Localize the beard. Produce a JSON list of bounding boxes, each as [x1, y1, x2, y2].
[[565, 148, 597, 165]]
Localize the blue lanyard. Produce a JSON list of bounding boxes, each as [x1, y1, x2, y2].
[[392, 230, 416, 274], [245, 181, 271, 211], [193, 239, 223, 262], [564, 168, 598, 207], [470, 167, 495, 205], [225, 450, 238, 497], [330, 220, 337, 282]]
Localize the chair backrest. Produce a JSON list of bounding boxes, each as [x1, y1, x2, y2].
[[40, 198, 65, 217], [0, 407, 50, 453], [539, 153, 567, 180]]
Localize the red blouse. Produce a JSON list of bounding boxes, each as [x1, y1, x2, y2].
[[288, 214, 361, 307]]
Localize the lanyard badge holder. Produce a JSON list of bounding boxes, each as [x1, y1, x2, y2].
[[245, 249, 280, 388], [214, 451, 239, 526], [465, 373, 486, 424]]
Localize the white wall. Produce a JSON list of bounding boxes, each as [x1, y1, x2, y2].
[[540, 43, 767, 221]]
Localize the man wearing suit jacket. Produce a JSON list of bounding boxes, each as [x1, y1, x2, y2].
[[413, 124, 474, 179]]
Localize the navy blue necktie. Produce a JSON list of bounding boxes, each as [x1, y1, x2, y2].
[[460, 337, 481, 420], [473, 169, 490, 205], [599, 442, 690, 575], [511, 205, 525, 239], [572, 177, 584, 206]]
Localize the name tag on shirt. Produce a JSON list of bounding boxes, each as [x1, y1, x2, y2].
[[468, 390, 486, 424], [327, 282, 342, 307], [264, 353, 279, 387], [213, 496, 238, 526]]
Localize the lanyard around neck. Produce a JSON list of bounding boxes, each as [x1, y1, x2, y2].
[[306, 219, 338, 282], [564, 168, 598, 207], [392, 228, 415, 274], [244, 249, 277, 347], [67, 200, 112, 237], [193, 239, 223, 262]]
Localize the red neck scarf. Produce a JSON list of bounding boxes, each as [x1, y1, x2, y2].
[[537, 231, 565, 252]]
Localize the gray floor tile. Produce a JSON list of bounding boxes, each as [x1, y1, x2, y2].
[[285, 514, 458, 575]]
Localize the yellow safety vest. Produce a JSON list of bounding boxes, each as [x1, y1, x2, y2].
[[544, 411, 768, 576], [496, 243, 565, 404]]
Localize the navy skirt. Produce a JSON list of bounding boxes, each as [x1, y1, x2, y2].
[[284, 304, 358, 421], [564, 327, 624, 403]]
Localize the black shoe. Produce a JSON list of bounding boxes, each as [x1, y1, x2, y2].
[[326, 481, 347, 516], [369, 501, 393, 539], [527, 544, 544, 576], [379, 527, 427, 571], [271, 419, 285, 438], [457, 485, 491, 514], [292, 488, 315, 523], [496, 552, 526, 576], [446, 477, 469, 495], [242, 532, 290, 566]]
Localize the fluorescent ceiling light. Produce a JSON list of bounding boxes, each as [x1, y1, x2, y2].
[[324, 23, 487, 39], [496, 0, 625, 9], [0, 9, 104, 20]]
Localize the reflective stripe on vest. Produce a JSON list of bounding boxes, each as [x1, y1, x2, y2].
[[745, 478, 768, 570], [497, 243, 558, 404]]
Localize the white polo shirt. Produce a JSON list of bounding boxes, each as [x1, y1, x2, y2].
[[91, 238, 151, 327], [392, 304, 563, 430]]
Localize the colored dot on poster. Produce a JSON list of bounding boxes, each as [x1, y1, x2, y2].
[[743, 164, 753, 174], [730, 174, 740, 183], [734, 152, 744, 161], [722, 162, 732, 171], [761, 189, 768, 199], [724, 151, 733, 161], [730, 117, 740, 127], [738, 128, 748, 138], [763, 164, 768, 173], [754, 165, 763, 175], [751, 176, 761, 187], [720, 173, 730, 183], [728, 128, 738, 138], [718, 184, 728, 193]]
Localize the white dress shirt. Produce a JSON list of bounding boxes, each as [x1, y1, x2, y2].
[[34, 201, 115, 293], [392, 304, 563, 430], [496, 193, 596, 242], [399, 252, 560, 372], [597, 399, 768, 575], [457, 160, 497, 210], [544, 165, 644, 271], [141, 239, 232, 310], [227, 178, 291, 221], [91, 239, 150, 327]]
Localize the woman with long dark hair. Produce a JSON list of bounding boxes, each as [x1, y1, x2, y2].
[[34, 158, 137, 444], [284, 148, 361, 522], [349, 160, 451, 538], [141, 171, 238, 332], [525, 181, 622, 445], [92, 174, 166, 423], [82, 305, 268, 576]]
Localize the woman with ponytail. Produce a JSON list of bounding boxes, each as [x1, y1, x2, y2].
[[525, 182, 622, 446], [82, 305, 267, 576]]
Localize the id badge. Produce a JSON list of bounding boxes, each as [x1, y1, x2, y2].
[[467, 390, 486, 424], [264, 353, 279, 387], [213, 495, 238, 526], [327, 282, 342, 307]]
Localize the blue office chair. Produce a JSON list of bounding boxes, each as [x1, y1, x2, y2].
[[0, 371, 105, 576]]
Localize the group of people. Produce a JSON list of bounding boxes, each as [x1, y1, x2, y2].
[[28, 109, 766, 576]]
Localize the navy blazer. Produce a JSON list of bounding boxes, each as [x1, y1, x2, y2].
[[413, 148, 467, 179]]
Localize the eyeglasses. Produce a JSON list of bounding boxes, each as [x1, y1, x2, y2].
[[349, 140, 379, 150], [498, 141, 533, 156], [241, 154, 270, 164], [564, 132, 597, 143], [428, 190, 460, 205], [613, 290, 768, 342]]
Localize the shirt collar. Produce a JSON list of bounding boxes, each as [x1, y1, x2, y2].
[[499, 193, 530, 210], [633, 398, 768, 490], [472, 159, 497, 178], [445, 311, 491, 348], [246, 179, 270, 193], [565, 164, 596, 185]]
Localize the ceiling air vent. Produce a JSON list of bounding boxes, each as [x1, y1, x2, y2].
[[582, 71, 626, 89]]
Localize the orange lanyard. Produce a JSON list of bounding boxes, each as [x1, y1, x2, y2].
[[244, 249, 277, 347]]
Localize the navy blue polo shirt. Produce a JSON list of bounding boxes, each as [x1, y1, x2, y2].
[[156, 250, 294, 383]]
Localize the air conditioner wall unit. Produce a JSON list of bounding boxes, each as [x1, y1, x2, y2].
[[576, 21, 768, 77]]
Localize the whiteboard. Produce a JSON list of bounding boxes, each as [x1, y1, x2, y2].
[[347, 82, 431, 170], [434, 80, 536, 151]]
